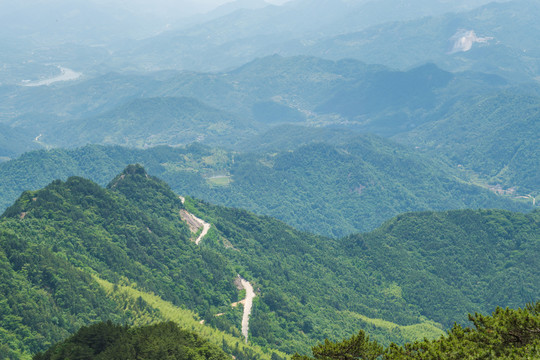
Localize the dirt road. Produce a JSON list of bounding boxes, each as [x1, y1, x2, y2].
[[238, 277, 255, 343], [179, 196, 254, 341], [179, 197, 211, 245]]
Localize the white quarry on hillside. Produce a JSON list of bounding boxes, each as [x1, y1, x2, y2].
[[449, 29, 493, 53]]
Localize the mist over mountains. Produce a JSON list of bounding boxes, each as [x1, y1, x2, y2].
[[0, 0, 539, 358]]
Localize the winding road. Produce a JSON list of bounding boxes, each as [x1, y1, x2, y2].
[[179, 196, 256, 342], [194, 218, 211, 245], [179, 197, 211, 245], [238, 278, 256, 343]]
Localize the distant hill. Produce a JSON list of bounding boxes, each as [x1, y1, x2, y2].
[[0, 123, 41, 159], [301, 0, 540, 81], [0, 139, 530, 238], [47, 97, 258, 149], [0, 0, 501, 83], [0, 56, 513, 146], [0, 55, 535, 196], [395, 92, 540, 194], [117, 0, 498, 72]]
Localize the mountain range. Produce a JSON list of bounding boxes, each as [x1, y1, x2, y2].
[[1, 54, 537, 199], [1, 166, 537, 358], [1, 1, 539, 358], [0, 137, 532, 238]]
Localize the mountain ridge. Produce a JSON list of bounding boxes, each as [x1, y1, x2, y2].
[[1, 166, 537, 357], [0, 139, 532, 238]]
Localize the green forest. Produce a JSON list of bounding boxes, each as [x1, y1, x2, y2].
[[294, 302, 540, 359], [0, 137, 531, 238], [0, 166, 537, 358], [33, 322, 229, 360], [2, 1, 539, 359], [33, 301, 540, 360]]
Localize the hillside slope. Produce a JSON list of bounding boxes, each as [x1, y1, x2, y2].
[[342, 209, 540, 327], [0, 139, 531, 238], [394, 92, 540, 194], [0, 166, 246, 357], [0, 166, 537, 357], [48, 97, 258, 149]]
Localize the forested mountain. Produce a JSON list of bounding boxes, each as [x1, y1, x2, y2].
[[394, 92, 540, 194], [2, 54, 537, 199], [36, 302, 540, 359], [341, 209, 540, 327], [0, 138, 530, 237], [294, 302, 540, 359], [49, 97, 258, 149], [2, 1, 538, 359], [33, 322, 229, 360], [0, 166, 538, 358], [0, 166, 243, 358], [0, 56, 510, 136]]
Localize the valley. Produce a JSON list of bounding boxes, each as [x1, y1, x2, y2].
[[0, 0, 538, 359]]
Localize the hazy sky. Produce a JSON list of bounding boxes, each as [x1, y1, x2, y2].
[[0, 0, 293, 36], [0, 0, 292, 20], [173, 0, 292, 12], [108, 0, 292, 14]]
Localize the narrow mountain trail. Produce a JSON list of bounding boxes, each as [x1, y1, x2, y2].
[[195, 221, 211, 245], [179, 196, 256, 342], [179, 196, 211, 245], [238, 277, 256, 343]]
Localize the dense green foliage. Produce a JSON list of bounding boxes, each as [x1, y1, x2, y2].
[[342, 209, 540, 328], [0, 166, 537, 357], [1, 167, 238, 315], [0, 139, 530, 238], [190, 138, 527, 237], [4, 1, 540, 358], [294, 302, 540, 359], [0, 229, 127, 359], [186, 197, 539, 352], [396, 92, 540, 194], [33, 321, 228, 360], [183, 197, 443, 353], [0, 166, 245, 357]]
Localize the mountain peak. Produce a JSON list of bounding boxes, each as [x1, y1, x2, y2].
[[121, 163, 148, 177], [107, 165, 184, 218], [108, 164, 148, 189], [1, 176, 109, 221]]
